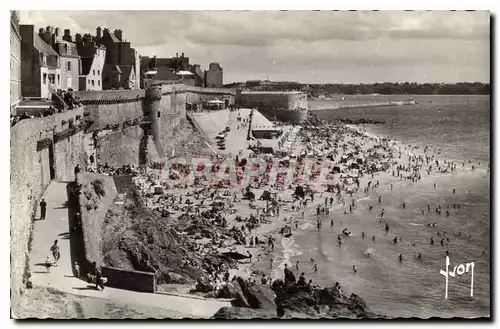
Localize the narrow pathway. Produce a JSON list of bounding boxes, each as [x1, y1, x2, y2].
[[29, 181, 230, 318]]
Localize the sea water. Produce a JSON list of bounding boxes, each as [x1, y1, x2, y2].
[[284, 95, 491, 318]]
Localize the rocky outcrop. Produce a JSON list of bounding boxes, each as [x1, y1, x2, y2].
[[216, 277, 275, 309], [213, 307, 275, 319], [213, 276, 382, 319], [273, 281, 380, 319]]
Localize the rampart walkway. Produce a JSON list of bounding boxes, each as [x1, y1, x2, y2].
[[28, 181, 230, 318]]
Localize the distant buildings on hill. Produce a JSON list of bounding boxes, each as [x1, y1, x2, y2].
[[141, 54, 223, 88]]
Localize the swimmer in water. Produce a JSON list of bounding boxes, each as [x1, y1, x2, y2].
[[385, 223, 389, 232], [402, 202, 406, 209], [422, 210, 425, 215], [313, 264, 318, 274], [352, 265, 357, 274], [379, 196, 382, 203], [440, 239, 444, 246], [434, 182, 436, 188], [398, 254, 403, 262], [310, 257, 314, 263], [417, 253, 422, 261], [393, 237, 398, 244], [330, 219, 334, 227], [453, 189, 456, 194], [430, 237, 434, 245], [361, 232, 365, 239], [372, 236, 376, 242]]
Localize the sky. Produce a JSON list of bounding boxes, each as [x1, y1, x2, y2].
[[19, 10, 491, 84]]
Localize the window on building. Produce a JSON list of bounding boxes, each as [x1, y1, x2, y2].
[[98, 80, 100, 86], [98, 70, 100, 75], [67, 62, 72, 71], [88, 79, 91, 84], [48, 74, 55, 84], [91, 80, 95, 86], [93, 69, 95, 75], [57, 74, 60, 85], [43, 73, 47, 84], [157, 111, 161, 118]]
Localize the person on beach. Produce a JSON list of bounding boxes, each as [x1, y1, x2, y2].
[[381, 209, 385, 218], [296, 260, 299, 271], [297, 273, 306, 285], [270, 258, 273, 268], [50, 240, 60, 265], [313, 264, 318, 275], [378, 196, 382, 203], [417, 253, 422, 261], [352, 265, 357, 274]]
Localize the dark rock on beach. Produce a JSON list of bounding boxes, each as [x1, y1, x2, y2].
[[214, 276, 381, 319], [213, 307, 275, 319]]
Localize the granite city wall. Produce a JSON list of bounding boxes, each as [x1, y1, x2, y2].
[[10, 107, 85, 305]]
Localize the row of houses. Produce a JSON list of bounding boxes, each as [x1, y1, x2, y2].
[[16, 24, 141, 100], [10, 11, 224, 112]]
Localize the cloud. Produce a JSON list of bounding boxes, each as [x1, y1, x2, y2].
[[18, 10, 490, 83]]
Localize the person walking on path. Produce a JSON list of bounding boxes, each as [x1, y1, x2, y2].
[[74, 164, 81, 182], [50, 240, 60, 265], [45, 256, 51, 273], [93, 261, 105, 291], [39, 199, 47, 220], [74, 262, 80, 278]]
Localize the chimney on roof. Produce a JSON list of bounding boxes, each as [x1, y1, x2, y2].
[[63, 29, 72, 42], [83, 33, 92, 45], [75, 33, 82, 45], [103, 28, 109, 35], [55, 27, 60, 37], [43, 26, 52, 45], [96, 26, 102, 39], [114, 29, 122, 41], [39, 28, 44, 36], [176, 53, 178, 58]]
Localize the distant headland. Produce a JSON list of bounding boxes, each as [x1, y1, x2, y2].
[[224, 81, 490, 98]]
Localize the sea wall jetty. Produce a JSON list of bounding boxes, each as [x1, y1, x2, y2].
[[236, 90, 308, 123]]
